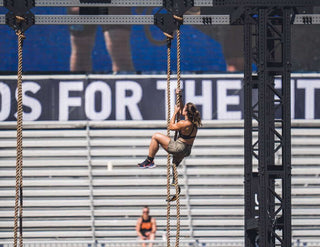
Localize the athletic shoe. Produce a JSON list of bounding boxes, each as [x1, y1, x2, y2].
[[138, 159, 156, 169]]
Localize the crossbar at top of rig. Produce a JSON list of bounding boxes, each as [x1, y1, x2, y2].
[[1, 0, 319, 7], [0, 14, 320, 25], [0, 0, 210, 7]]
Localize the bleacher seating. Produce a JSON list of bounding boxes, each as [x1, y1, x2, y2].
[[0, 120, 320, 246]]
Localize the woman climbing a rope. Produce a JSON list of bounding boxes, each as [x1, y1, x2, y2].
[[138, 89, 202, 169]]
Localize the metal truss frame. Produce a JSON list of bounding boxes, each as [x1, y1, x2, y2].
[[0, 0, 212, 7], [211, 0, 319, 6], [1, 13, 320, 25], [243, 7, 292, 247], [2, 1, 320, 247], [0, 14, 230, 25], [0, 0, 319, 7], [1, 0, 320, 25]]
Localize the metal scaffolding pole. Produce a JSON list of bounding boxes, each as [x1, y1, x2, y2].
[[243, 6, 293, 247]]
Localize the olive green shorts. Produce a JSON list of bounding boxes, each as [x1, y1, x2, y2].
[[167, 139, 192, 165]]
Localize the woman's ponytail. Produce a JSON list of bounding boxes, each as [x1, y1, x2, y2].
[[186, 102, 202, 127]]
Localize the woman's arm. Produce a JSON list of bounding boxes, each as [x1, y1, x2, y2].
[[169, 106, 191, 130], [151, 218, 157, 234], [169, 120, 190, 131], [136, 218, 144, 238], [169, 105, 181, 130]]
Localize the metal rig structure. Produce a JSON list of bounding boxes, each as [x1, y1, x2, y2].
[[2, 0, 320, 246]]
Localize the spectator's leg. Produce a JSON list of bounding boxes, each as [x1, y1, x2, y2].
[[70, 28, 96, 72], [148, 232, 155, 247], [139, 235, 146, 247], [68, 7, 97, 72], [103, 7, 134, 73], [104, 29, 134, 73]]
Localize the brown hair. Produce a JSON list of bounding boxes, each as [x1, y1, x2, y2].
[[185, 102, 202, 127]]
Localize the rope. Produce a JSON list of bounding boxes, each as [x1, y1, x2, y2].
[[174, 16, 182, 142], [173, 23, 182, 247], [176, 29, 181, 95], [13, 29, 25, 247], [164, 32, 174, 39], [172, 163, 180, 247], [164, 14, 183, 247], [166, 36, 172, 247]]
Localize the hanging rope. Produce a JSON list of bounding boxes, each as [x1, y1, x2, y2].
[[173, 17, 182, 247], [166, 36, 172, 247], [164, 14, 183, 247], [172, 161, 180, 247], [13, 26, 25, 247]]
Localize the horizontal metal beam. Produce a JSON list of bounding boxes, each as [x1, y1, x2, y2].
[[1, 14, 320, 26], [0, 0, 320, 7], [34, 15, 155, 25], [294, 14, 320, 24], [211, 0, 320, 6], [0, 0, 211, 7], [0, 14, 231, 25], [1, 0, 319, 7]]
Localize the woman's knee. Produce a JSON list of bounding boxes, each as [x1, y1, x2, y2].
[[152, 133, 162, 140], [147, 233, 155, 240]]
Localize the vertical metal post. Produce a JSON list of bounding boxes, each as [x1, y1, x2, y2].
[[257, 8, 271, 247], [243, 9, 256, 247], [282, 8, 292, 247], [244, 6, 292, 247], [85, 122, 97, 246]]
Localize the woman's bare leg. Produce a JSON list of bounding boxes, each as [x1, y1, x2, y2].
[[138, 133, 170, 167], [148, 133, 170, 158], [140, 235, 146, 247], [148, 232, 155, 247]]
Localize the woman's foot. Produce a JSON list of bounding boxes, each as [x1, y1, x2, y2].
[[138, 158, 156, 169]]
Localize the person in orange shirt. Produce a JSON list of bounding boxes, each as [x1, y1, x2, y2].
[[136, 206, 157, 247]]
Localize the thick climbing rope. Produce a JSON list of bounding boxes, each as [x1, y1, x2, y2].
[[173, 23, 181, 247], [165, 15, 183, 247], [166, 36, 172, 247], [13, 27, 25, 247]]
